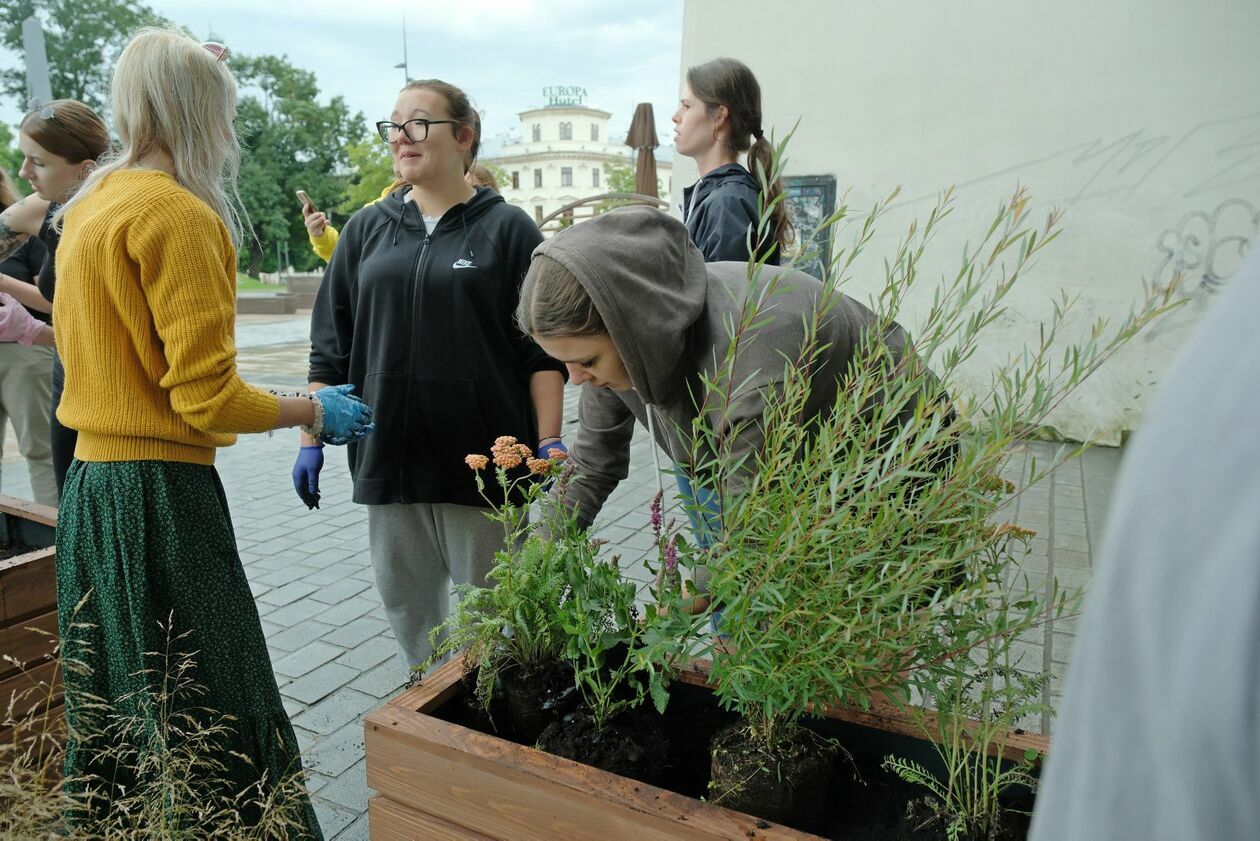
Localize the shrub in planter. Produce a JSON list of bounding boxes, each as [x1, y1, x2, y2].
[[423, 438, 577, 741], [668, 143, 1181, 832]]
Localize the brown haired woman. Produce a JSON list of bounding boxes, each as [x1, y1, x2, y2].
[[0, 169, 57, 504], [301, 79, 566, 672], [672, 57, 793, 265], [0, 99, 111, 499]]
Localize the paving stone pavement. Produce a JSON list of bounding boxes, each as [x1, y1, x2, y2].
[[0, 313, 1119, 838]]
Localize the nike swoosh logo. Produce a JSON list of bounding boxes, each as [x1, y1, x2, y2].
[[452, 259, 477, 269]]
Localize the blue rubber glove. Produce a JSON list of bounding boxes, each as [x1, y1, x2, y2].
[[292, 445, 324, 509], [314, 384, 375, 445], [536, 439, 568, 460]]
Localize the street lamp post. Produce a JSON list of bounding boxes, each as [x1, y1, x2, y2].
[[394, 12, 409, 84]]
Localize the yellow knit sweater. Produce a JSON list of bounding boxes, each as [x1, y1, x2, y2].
[[54, 170, 280, 465]]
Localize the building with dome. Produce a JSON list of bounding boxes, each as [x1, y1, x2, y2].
[[483, 86, 672, 230]]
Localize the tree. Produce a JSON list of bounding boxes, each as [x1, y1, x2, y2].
[[232, 54, 366, 275], [0, 122, 27, 192], [1, 0, 166, 111], [337, 138, 394, 215]]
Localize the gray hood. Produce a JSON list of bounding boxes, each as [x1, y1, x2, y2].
[[533, 206, 708, 406]]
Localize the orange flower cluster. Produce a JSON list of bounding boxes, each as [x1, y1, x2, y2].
[[526, 457, 550, 475], [544, 447, 568, 461], [464, 453, 489, 471], [490, 435, 532, 469]]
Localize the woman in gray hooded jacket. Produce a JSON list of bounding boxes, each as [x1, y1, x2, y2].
[[516, 206, 953, 567]]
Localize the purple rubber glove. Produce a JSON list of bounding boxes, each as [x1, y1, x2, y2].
[[0, 292, 45, 346], [292, 444, 324, 509]]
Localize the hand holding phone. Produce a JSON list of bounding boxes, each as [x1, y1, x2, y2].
[[296, 190, 317, 213]]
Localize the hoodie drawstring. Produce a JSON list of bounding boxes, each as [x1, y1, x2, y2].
[[460, 212, 475, 263], [391, 194, 407, 246], [645, 406, 665, 500]]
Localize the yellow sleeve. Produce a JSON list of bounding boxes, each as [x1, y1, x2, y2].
[[132, 196, 280, 433], [310, 225, 340, 262]]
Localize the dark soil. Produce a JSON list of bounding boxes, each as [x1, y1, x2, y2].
[[0, 541, 38, 561], [710, 722, 839, 834], [435, 669, 1033, 840], [497, 658, 576, 743], [537, 705, 672, 788]]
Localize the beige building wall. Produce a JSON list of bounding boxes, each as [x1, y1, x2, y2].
[[488, 105, 673, 231], [679, 0, 1260, 442]]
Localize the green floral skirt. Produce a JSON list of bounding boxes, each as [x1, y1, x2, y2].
[[56, 459, 323, 839]]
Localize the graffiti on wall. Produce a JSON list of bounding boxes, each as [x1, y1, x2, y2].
[[1154, 198, 1258, 294]]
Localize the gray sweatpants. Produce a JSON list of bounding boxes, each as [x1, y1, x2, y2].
[[0, 343, 56, 506], [367, 502, 501, 672]]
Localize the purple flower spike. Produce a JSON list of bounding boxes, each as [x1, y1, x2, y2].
[[650, 489, 663, 540], [664, 536, 678, 573]]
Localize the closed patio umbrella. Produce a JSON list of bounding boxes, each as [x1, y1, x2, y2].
[[625, 102, 659, 198]]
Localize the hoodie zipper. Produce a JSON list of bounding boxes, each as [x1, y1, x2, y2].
[[400, 230, 433, 502]]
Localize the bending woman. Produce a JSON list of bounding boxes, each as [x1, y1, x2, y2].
[[518, 207, 951, 584], [52, 29, 372, 835], [302, 79, 566, 672]]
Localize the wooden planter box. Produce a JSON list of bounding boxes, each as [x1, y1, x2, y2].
[[0, 495, 60, 741], [364, 654, 1050, 840]]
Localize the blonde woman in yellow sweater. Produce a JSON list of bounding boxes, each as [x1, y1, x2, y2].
[[51, 29, 372, 836]]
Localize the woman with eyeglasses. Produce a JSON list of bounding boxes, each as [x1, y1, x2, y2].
[[51, 28, 372, 835], [301, 79, 566, 673], [302, 123, 498, 264], [0, 99, 110, 501]]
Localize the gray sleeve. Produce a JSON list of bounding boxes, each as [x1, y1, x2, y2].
[[550, 386, 637, 529]]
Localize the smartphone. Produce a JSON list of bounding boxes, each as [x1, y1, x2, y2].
[[296, 190, 317, 212]]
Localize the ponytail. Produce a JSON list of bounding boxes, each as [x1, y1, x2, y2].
[[686, 57, 794, 261]]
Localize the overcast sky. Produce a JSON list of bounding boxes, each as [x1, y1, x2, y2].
[[2, 0, 684, 150]]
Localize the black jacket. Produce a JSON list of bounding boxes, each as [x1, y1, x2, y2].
[[309, 186, 565, 507], [681, 162, 780, 265], [0, 237, 50, 323]]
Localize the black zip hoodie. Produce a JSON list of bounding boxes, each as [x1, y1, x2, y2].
[[681, 162, 780, 265], [309, 185, 565, 507]]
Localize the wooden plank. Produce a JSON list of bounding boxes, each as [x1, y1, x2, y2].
[[0, 608, 59, 683], [368, 660, 815, 841], [366, 719, 809, 841], [386, 656, 465, 715], [369, 795, 494, 841], [0, 548, 57, 625], [0, 658, 63, 723], [0, 494, 58, 527], [0, 693, 65, 747], [673, 659, 1051, 762]]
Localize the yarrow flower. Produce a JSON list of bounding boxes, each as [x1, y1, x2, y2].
[[988, 523, 1037, 542], [464, 454, 489, 470], [545, 447, 568, 461], [526, 457, 550, 475], [494, 449, 523, 469], [515, 444, 532, 460], [494, 435, 518, 448]]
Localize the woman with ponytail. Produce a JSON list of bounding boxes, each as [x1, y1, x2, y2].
[[672, 57, 793, 264]]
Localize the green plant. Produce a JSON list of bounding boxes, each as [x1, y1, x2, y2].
[[422, 436, 574, 709], [557, 547, 645, 732], [2, 603, 312, 838], [883, 528, 1051, 841], [679, 132, 1180, 768]]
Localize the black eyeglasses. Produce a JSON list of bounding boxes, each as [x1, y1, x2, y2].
[[376, 118, 459, 144]]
